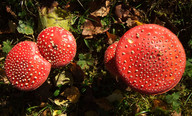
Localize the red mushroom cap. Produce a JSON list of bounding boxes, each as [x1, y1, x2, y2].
[[115, 24, 186, 95], [4, 41, 51, 91], [104, 41, 120, 76], [37, 27, 77, 68]]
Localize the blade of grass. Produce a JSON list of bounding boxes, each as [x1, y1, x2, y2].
[[184, 92, 192, 106]]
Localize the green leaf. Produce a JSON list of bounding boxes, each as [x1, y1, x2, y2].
[[183, 58, 192, 78], [165, 92, 181, 112], [2, 40, 13, 54], [189, 39, 192, 49], [54, 89, 60, 97], [77, 53, 94, 70], [39, 7, 71, 31], [77, 60, 89, 69], [17, 20, 34, 35], [78, 53, 85, 60]]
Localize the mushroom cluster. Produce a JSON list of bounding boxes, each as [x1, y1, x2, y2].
[[104, 24, 186, 95], [4, 27, 77, 91]]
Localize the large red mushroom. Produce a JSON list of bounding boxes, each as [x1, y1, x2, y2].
[[115, 24, 186, 94], [4, 41, 51, 91], [37, 27, 77, 68]]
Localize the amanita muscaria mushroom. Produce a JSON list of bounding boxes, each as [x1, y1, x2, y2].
[[115, 24, 186, 94], [37, 27, 77, 68], [4, 41, 51, 91], [104, 41, 120, 76]]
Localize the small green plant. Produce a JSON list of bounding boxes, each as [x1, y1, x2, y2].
[[189, 39, 192, 49], [184, 58, 192, 78], [77, 53, 94, 70], [2, 40, 13, 54], [165, 92, 181, 113]]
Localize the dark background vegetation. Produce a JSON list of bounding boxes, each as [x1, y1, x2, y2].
[[0, 0, 192, 115]]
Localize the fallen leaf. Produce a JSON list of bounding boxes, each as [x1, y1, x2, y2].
[[81, 16, 109, 39], [42, 108, 51, 116], [114, 3, 145, 28], [39, 102, 47, 108], [115, 4, 130, 21], [61, 86, 80, 103], [69, 62, 85, 83], [171, 111, 181, 116], [106, 31, 118, 44], [126, 18, 134, 27], [39, 6, 71, 31], [106, 89, 123, 102], [55, 70, 73, 87], [115, 4, 123, 19], [88, 15, 102, 27], [90, 0, 111, 17], [153, 99, 167, 110], [94, 98, 113, 111], [54, 98, 68, 106], [0, 68, 9, 84], [132, 8, 140, 16], [53, 110, 61, 116], [17, 20, 34, 35], [81, 19, 94, 37]]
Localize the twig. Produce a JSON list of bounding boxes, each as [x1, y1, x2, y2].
[[77, 0, 85, 10], [24, 0, 37, 17]]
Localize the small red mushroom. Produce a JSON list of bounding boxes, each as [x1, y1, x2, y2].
[[104, 41, 120, 76], [4, 41, 51, 91], [115, 24, 186, 94], [37, 27, 77, 68]]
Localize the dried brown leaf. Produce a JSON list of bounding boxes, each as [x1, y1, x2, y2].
[[132, 8, 140, 17], [115, 4, 123, 18], [69, 62, 85, 83], [0, 68, 9, 84], [171, 111, 181, 116], [106, 31, 118, 44], [114, 4, 145, 27], [81, 17, 109, 39], [61, 86, 80, 103], [81, 20, 94, 36], [90, 0, 110, 17], [126, 18, 134, 27], [153, 99, 167, 110]]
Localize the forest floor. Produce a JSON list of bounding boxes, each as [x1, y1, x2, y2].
[[0, 0, 192, 116]]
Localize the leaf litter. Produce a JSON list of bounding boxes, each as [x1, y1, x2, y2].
[[0, 0, 192, 115]]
